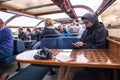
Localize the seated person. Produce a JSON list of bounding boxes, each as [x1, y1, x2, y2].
[[26, 28, 32, 40], [32, 18, 62, 49], [58, 25, 70, 37], [18, 28, 27, 40], [57, 13, 108, 80], [0, 18, 13, 80]]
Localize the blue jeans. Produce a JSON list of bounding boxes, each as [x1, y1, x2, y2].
[[0, 46, 12, 59], [32, 41, 41, 49]]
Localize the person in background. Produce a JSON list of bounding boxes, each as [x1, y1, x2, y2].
[[69, 21, 80, 34], [0, 18, 13, 80], [58, 25, 70, 37], [26, 28, 32, 40], [31, 28, 41, 49], [77, 23, 86, 38], [18, 28, 27, 40], [32, 18, 62, 49], [41, 18, 62, 38], [57, 13, 108, 80]]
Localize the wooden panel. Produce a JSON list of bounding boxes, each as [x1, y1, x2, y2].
[[107, 38, 120, 57]]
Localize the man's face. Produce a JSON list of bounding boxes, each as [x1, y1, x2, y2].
[[58, 26, 63, 32], [82, 19, 93, 28]]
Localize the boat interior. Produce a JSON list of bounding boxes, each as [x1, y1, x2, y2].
[[0, 0, 120, 80]]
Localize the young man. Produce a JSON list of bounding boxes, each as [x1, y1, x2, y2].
[[0, 18, 13, 80]]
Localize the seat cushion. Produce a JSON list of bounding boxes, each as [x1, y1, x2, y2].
[[0, 56, 15, 65]]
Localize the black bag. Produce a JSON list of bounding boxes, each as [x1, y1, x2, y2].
[[34, 47, 52, 59]]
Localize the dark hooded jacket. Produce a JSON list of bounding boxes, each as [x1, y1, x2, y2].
[[80, 13, 108, 49], [40, 27, 62, 39]]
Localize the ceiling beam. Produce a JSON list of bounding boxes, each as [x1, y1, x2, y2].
[[21, 3, 55, 11], [0, 3, 35, 16], [51, 0, 76, 19], [36, 20, 44, 26], [9, 26, 33, 28], [73, 5, 94, 13], [96, 0, 116, 15], [35, 10, 63, 16], [5, 14, 21, 25], [67, 0, 77, 19]]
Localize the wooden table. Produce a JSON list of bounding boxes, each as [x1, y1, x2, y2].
[[16, 49, 120, 80], [16, 49, 120, 69]]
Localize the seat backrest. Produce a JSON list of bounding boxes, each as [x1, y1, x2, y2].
[[39, 37, 80, 49], [13, 39, 26, 55], [58, 37, 80, 49], [40, 38, 58, 49]]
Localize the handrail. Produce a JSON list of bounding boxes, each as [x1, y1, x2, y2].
[[107, 38, 120, 45]]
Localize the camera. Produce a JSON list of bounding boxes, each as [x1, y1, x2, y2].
[[34, 47, 52, 59]]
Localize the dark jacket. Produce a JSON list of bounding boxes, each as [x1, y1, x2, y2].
[[80, 13, 108, 49], [0, 27, 13, 56], [31, 31, 41, 41], [40, 27, 62, 39], [18, 32, 27, 40]]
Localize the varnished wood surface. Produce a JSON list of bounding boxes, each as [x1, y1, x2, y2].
[[23, 40, 36, 43], [107, 38, 120, 57], [16, 49, 120, 69]]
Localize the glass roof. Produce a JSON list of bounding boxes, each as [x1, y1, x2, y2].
[[74, 8, 90, 17], [70, 0, 103, 12], [28, 5, 61, 14], [4, 0, 53, 9], [0, 11, 15, 22], [39, 13, 70, 19], [0, 0, 115, 27], [7, 16, 41, 26]]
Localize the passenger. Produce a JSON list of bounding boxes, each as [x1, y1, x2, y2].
[[18, 28, 27, 40], [31, 28, 41, 49], [41, 18, 62, 38], [77, 22, 86, 38], [69, 21, 80, 35], [32, 18, 62, 49], [31, 28, 41, 41], [57, 13, 108, 80], [58, 25, 70, 37], [0, 18, 13, 80], [26, 28, 32, 40]]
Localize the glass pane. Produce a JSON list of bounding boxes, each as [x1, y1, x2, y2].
[[28, 5, 61, 14], [74, 8, 90, 17], [4, 0, 53, 9], [39, 13, 70, 19], [70, 0, 103, 12], [7, 16, 41, 26], [0, 11, 15, 22]]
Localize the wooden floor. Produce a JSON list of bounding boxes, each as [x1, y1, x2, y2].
[[0, 62, 58, 80]]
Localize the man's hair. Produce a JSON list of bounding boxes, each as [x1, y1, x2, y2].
[[0, 18, 4, 24]]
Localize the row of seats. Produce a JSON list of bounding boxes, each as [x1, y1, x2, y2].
[[40, 37, 80, 49]]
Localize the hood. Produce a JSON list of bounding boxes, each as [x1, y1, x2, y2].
[[81, 13, 98, 24]]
